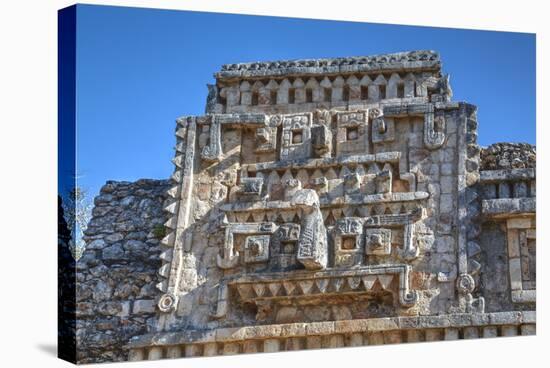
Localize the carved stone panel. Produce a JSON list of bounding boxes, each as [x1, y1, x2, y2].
[[334, 217, 364, 267], [372, 116, 395, 143], [244, 235, 270, 263], [311, 124, 332, 158], [280, 113, 312, 161], [336, 110, 369, 156], [291, 189, 328, 270], [201, 116, 223, 162], [255, 126, 277, 153], [217, 222, 277, 269], [365, 228, 392, 255], [505, 217, 536, 303], [424, 104, 445, 150], [270, 223, 301, 270], [239, 177, 264, 200]]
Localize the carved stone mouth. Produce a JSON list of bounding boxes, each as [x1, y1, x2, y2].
[[212, 264, 417, 319]]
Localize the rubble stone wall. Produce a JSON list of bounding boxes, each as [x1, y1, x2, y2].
[[75, 179, 170, 363]]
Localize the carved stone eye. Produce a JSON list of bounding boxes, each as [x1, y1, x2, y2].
[[347, 127, 358, 141], [292, 130, 303, 144], [250, 240, 263, 256], [369, 234, 384, 247], [341, 236, 357, 250]]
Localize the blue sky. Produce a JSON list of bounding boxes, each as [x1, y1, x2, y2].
[[74, 4, 536, 199]]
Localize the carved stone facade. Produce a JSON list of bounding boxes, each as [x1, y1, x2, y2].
[[76, 51, 536, 363]]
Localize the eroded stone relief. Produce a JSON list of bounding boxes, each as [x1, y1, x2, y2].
[[75, 51, 535, 363]]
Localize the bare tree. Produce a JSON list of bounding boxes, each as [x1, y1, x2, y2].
[[62, 187, 93, 260]]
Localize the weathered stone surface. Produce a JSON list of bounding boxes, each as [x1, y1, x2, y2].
[[76, 179, 171, 364], [481, 143, 536, 170], [75, 51, 536, 364]]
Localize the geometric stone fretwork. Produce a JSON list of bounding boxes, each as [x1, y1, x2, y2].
[[364, 209, 424, 260], [423, 104, 445, 150], [334, 217, 364, 267], [270, 223, 301, 270], [365, 228, 392, 255], [212, 264, 418, 318], [370, 107, 395, 144], [505, 217, 536, 303], [255, 126, 277, 153], [244, 235, 271, 264], [280, 113, 312, 161], [336, 110, 369, 156], [217, 222, 277, 269]]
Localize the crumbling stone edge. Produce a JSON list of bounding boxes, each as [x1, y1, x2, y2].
[[127, 311, 535, 359]]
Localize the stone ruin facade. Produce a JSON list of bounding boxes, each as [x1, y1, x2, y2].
[[75, 50, 536, 363]]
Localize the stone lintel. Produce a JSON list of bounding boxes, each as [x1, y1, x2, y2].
[[220, 192, 429, 212], [127, 310, 535, 349], [215, 51, 441, 81], [481, 198, 536, 217], [243, 152, 401, 173], [479, 168, 535, 183]]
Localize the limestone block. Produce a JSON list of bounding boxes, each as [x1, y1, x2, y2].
[[520, 324, 536, 336], [501, 325, 518, 336], [285, 337, 304, 350], [444, 328, 459, 340], [132, 299, 156, 315], [424, 329, 441, 341], [222, 343, 240, 355], [128, 349, 145, 361], [348, 333, 364, 347], [383, 331, 402, 344], [439, 194, 454, 214], [482, 326, 498, 338], [243, 340, 259, 353], [323, 334, 345, 348], [166, 346, 182, 359], [509, 258, 523, 290], [368, 332, 384, 345], [463, 327, 479, 339], [202, 343, 218, 356], [263, 339, 280, 353], [147, 347, 163, 360], [306, 336, 322, 349], [406, 330, 422, 342]]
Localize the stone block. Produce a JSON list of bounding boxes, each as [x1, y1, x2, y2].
[[520, 324, 536, 336], [306, 336, 322, 349], [368, 332, 384, 345], [165, 346, 182, 358], [482, 326, 498, 338], [424, 329, 442, 341], [203, 343, 218, 356], [348, 333, 364, 347], [439, 194, 454, 214], [222, 342, 240, 355], [263, 339, 280, 353], [440, 176, 454, 194], [501, 325, 518, 337], [463, 327, 479, 339], [444, 328, 459, 340], [132, 299, 156, 315], [147, 347, 163, 360]]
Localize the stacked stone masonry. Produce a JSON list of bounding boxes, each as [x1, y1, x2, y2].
[[76, 51, 536, 363]]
